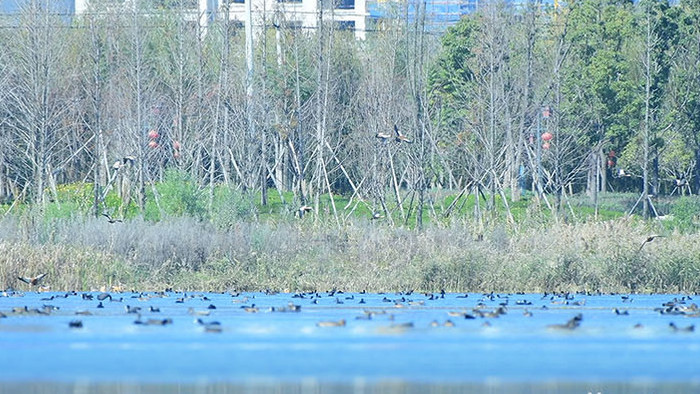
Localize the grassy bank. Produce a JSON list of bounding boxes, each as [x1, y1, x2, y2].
[[2, 214, 699, 293]]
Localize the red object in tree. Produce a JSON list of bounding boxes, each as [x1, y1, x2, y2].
[[607, 159, 615, 167], [173, 140, 181, 150], [173, 151, 181, 159], [148, 140, 159, 149], [541, 132, 553, 142], [542, 142, 550, 150], [608, 150, 616, 157], [148, 130, 159, 139]]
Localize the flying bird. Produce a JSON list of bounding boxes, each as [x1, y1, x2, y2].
[[113, 156, 136, 170], [375, 132, 392, 142], [394, 125, 412, 143], [102, 213, 123, 224], [298, 205, 312, 218], [18, 273, 48, 286], [638, 235, 664, 251]]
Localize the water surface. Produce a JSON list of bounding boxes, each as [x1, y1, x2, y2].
[[1, 290, 698, 393]]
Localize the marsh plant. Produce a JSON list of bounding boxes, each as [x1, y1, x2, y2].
[[2, 213, 699, 293]]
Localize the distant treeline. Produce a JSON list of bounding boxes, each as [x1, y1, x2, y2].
[[0, 0, 698, 223]]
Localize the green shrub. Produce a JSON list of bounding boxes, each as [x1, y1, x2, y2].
[[669, 196, 700, 232], [211, 187, 258, 228], [156, 169, 207, 220]]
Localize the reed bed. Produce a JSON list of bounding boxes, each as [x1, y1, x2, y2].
[[1, 215, 699, 293]]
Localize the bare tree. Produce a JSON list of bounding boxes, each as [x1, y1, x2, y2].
[[2, 0, 75, 206]]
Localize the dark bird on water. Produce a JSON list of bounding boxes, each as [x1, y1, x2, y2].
[[134, 316, 173, 326], [547, 313, 583, 331], [69, 320, 83, 328], [18, 273, 48, 286], [125, 305, 142, 314], [197, 318, 222, 333], [669, 322, 695, 332], [197, 318, 221, 326]]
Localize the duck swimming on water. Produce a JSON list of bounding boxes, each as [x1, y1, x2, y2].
[[547, 314, 583, 331], [317, 319, 346, 328], [669, 322, 694, 332]]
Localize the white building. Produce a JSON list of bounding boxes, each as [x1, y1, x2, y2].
[[0, 0, 367, 39], [1, 0, 490, 40], [198, 0, 368, 39]]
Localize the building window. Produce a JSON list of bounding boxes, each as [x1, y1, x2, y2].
[[334, 20, 355, 30], [336, 0, 354, 9], [226, 20, 245, 36], [284, 20, 303, 29], [154, 0, 199, 8]]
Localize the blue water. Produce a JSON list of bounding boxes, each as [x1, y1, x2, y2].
[[1, 291, 699, 389]]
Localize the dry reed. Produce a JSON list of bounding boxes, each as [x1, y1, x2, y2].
[[1, 215, 699, 293]]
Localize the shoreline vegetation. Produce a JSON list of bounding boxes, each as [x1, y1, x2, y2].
[[2, 189, 700, 294]]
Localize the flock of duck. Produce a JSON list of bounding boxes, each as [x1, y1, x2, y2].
[[1, 275, 698, 335]]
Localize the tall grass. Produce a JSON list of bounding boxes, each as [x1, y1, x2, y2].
[[1, 213, 699, 293]]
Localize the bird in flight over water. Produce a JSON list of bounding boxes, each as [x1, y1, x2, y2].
[[18, 273, 48, 286]]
